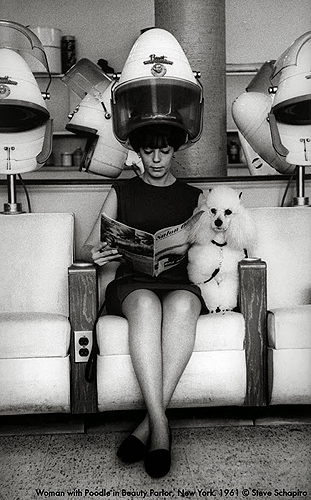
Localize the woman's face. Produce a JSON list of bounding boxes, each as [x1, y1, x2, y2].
[[140, 145, 174, 180]]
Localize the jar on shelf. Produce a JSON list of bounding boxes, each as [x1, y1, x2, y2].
[[61, 152, 73, 166], [61, 35, 76, 73]]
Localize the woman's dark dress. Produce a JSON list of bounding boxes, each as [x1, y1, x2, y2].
[[105, 176, 205, 316]]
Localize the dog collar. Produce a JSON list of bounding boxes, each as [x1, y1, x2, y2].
[[211, 240, 227, 247]]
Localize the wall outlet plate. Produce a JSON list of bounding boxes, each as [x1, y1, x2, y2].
[[74, 330, 93, 363]]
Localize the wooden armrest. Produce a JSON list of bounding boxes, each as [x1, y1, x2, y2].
[[239, 258, 267, 407], [68, 261, 98, 414]]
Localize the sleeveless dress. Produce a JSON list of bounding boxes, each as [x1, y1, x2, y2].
[[105, 176, 206, 316]]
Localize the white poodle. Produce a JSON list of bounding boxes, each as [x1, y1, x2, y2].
[[187, 186, 256, 313]]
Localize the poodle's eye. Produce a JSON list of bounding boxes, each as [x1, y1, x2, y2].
[[210, 208, 217, 215], [224, 209, 232, 216]]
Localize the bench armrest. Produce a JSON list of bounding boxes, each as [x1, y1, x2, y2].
[[239, 258, 267, 407], [68, 262, 98, 414]]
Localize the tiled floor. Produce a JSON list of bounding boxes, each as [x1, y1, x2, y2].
[[0, 408, 310, 500]]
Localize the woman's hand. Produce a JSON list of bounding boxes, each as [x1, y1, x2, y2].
[[91, 241, 122, 266]]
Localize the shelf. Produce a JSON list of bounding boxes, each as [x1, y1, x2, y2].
[[226, 63, 263, 75], [35, 73, 64, 78], [228, 163, 247, 168], [35, 65, 262, 79], [53, 130, 75, 136], [42, 165, 80, 171]]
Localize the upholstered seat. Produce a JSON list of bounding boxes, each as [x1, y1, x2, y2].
[[0, 213, 74, 415]]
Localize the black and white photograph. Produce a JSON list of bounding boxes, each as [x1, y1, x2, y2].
[[0, 1, 310, 499]]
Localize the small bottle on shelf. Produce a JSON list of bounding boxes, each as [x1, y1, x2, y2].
[[228, 141, 240, 163]]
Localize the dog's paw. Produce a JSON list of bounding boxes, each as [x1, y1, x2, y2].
[[209, 306, 234, 314], [209, 307, 224, 314]]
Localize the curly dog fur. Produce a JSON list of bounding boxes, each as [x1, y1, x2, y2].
[[187, 186, 256, 313]]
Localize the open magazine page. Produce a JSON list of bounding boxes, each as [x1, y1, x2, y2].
[[154, 210, 204, 276], [100, 211, 203, 277], [100, 213, 155, 275]]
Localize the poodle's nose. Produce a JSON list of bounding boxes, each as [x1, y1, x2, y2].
[[215, 218, 223, 227]]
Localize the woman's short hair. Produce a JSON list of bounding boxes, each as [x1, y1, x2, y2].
[[128, 124, 187, 152]]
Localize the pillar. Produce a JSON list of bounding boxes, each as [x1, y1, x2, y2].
[[155, 0, 227, 177]]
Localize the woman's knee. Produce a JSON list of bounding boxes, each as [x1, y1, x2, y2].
[[122, 289, 162, 317], [163, 291, 201, 318]]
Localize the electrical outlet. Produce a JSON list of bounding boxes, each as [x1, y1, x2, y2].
[[74, 330, 93, 363]]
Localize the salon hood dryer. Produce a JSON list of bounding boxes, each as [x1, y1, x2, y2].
[[62, 58, 143, 178], [232, 31, 311, 203], [0, 20, 53, 213], [111, 28, 204, 150]]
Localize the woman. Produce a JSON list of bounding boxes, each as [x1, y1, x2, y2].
[[81, 124, 204, 478]]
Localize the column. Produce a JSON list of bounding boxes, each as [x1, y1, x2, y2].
[[155, 0, 227, 177]]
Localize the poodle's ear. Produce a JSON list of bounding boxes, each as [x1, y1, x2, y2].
[[239, 191, 243, 199], [227, 207, 257, 250], [194, 192, 206, 212]]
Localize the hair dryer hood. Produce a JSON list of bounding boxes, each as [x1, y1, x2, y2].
[[63, 59, 130, 178], [232, 91, 295, 174], [271, 30, 311, 126], [65, 75, 139, 178], [0, 48, 49, 132], [232, 41, 311, 173], [111, 28, 203, 148], [0, 20, 50, 132]]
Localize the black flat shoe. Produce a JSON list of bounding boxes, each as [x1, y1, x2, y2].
[[144, 448, 171, 478], [117, 435, 147, 463], [144, 427, 172, 478]]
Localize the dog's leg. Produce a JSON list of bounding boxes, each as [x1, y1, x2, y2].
[[199, 280, 222, 313], [217, 277, 239, 312]]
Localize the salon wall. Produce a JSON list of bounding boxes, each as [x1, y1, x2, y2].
[[225, 0, 311, 64]]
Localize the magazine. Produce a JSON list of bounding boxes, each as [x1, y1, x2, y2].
[[100, 211, 204, 277]]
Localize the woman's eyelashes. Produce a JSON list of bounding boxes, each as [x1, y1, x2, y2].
[[143, 148, 171, 155]]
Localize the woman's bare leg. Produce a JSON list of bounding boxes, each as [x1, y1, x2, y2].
[[161, 290, 201, 409], [122, 289, 168, 450]]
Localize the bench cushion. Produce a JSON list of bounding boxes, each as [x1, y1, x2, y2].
[[0, 357, 70, 414], [268, 305, 311, 349], [268, 348, 311, 405], [0, 312, 70, 358], [0, 213, 74, 316], [250, 207, 311, 309]]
